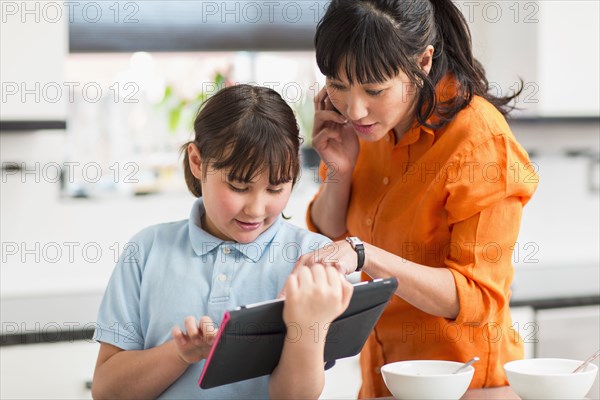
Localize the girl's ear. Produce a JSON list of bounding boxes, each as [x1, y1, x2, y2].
[[187, 143, 203, 180], [419, 45, 434, 75]]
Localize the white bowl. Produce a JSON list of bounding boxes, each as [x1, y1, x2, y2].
[[381, 360, 475, 400], [504, 358, 598, 399]]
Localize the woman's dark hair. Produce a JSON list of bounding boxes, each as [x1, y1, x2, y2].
[[315, 0, 522, 129], [181, 84, 302, 197]]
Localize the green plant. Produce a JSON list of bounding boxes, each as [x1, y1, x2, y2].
[[159, 72, 227, 133]]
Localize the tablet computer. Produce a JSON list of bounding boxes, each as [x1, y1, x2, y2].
[[198, 277, 398, 389]]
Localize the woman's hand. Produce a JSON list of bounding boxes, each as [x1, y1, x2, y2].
[[313, 88, 360, 176], [294, 240, 360, 276], [171, 316, 218, 365], [282, 263, 354, 334]]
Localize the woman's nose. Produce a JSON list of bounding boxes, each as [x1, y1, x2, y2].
[[345, 97, 369, 121]]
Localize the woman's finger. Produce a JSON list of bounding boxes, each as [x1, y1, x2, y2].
[[309, 262, 328, 290], [296, 264, 315, 288], [325, 265, 343, 294], [316, 109, 347, 125], [314, 87, 328, 108]]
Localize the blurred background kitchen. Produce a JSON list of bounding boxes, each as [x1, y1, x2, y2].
[[1, 1, 598, 398]]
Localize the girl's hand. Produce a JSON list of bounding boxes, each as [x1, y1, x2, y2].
[[282, 263, 354, 334], [171, 316, 218, 365], [294, 240, 360, 276], [312, 88, 360, 176]]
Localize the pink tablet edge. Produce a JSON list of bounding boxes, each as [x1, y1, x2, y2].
[[198, 311, 231, 387]]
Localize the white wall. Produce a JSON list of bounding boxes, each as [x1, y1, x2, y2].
[[0, 0, 68, 120], [464, 0, 600, 117]]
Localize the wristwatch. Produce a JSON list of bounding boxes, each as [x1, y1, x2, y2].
[[345, 237, 365, 272]]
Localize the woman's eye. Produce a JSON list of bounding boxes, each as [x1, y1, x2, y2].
[[328, 82, 345, 91], [228, 184, 248, 193], [367, 89, 383, 96]]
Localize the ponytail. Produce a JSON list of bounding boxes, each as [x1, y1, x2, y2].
[[421, 0, 522, 126]]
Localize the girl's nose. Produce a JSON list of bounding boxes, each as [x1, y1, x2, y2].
[[243, 194, 266, 218]]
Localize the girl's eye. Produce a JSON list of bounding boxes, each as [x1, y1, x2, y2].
[[228, 184, 248, 193], [267, 188, 284, 194]]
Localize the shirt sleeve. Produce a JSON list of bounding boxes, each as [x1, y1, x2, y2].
[[446, 196, 523, 325], [444, 134, 538, 324], [305, 161, 350, 241], [445, 134, 538, 225], [93, 235, 146, 350]]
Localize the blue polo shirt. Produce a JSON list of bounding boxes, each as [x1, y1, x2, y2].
[[94, 198, 331, 399]]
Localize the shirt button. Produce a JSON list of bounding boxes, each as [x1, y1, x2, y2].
[[222, 247, 231, 254], [382, 177, 390, 185], [366, 218, 372, 226], [218, 274, 227, 282]]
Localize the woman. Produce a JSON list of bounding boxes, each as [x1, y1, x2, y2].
[[296, 0, 539, 397]]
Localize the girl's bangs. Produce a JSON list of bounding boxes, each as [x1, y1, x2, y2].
[[212, 125, 299, 186]]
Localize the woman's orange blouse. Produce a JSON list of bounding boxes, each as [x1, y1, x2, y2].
[[306, 91, 538, 397]]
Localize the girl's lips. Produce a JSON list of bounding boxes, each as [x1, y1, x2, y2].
[[352, 122, 377, 134], [235, 220, 262, 231]]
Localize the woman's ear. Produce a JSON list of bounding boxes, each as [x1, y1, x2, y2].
[[419, 45, 434, 75], [187, 143, 203, 180]]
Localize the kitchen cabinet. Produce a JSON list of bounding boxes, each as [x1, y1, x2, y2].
[[465, 0, 599, 117], [0, 0, 67, 128], [535, 305, 600, 399], [509, 306, 535, 359], [0, 341, 98, 399]]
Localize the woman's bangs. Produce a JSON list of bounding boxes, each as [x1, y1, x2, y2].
[[316, 8, 406, 84]]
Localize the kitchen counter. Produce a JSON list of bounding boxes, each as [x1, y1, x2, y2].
[[377, 386, 519, 399], [461, 386, 519, 399]]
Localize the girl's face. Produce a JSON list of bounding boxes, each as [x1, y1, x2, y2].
[[199, 164, 293, 244], [326, 70, 418, 143]]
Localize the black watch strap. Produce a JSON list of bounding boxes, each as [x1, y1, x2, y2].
[[345, 237, 365, 272]]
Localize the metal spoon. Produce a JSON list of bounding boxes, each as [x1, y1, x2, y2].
[[572, 349, 600, 373], [453, 357, 480, 374]]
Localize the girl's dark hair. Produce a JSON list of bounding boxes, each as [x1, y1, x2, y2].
[[181, 84, 302, 197], [315, 0, 522, 129]]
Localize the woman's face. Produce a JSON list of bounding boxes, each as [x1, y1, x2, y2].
[[325, 47, 433, 142], [326, 70, 418, 143]]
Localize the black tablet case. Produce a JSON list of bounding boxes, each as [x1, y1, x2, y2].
[[198, 278, 398, 389]]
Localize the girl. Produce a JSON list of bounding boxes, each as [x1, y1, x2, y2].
[[92, 84, 353, 399], [296, 0, 538, 397]]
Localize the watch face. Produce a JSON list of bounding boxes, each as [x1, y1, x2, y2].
[[348, 237, 362, 246]]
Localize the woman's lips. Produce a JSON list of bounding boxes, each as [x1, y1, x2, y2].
[[235, 220, 262, 231], [352, 122, 377, 134]]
